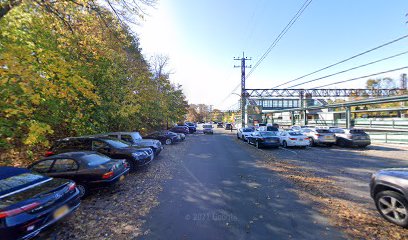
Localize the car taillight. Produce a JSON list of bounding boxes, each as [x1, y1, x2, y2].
[[0, 202, 40, 219], [315, 134, 320, 137], [123, 161, 128, 168], [68, 182, 76, 191], [259, 138, 265, 141], [45, 151, 54, 157], [346, 134, 353, 139], [102, 171, 114, 179], [289, 138, 297, 140]]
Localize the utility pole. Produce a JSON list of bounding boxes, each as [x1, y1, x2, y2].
[[234, 52, 251, 128]]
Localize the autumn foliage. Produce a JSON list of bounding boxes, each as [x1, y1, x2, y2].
[[0, 1, 188, 164]]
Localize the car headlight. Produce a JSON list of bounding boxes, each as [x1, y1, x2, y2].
[[132, 152, 145, 158]]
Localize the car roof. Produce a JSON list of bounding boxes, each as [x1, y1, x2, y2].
[[43, 151, 98, 160], [0, 167, 31, 180], [103, 132, 140, 135]]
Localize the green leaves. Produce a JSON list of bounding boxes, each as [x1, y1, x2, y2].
[[0, 0, 187, 158]]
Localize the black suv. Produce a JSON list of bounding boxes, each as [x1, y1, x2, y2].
[[46, 137, 154, 171]]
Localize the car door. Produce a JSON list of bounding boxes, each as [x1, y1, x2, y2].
[[48, 158, 79, 181], [29, 159, 55, 174]]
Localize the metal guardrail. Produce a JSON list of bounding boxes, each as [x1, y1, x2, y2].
[[366, 132, 408, 144]]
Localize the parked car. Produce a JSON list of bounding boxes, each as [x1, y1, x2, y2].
[[0, 167, 80, 240], [247, 131, 280, 149], [370, 168, 408, 228], [258, 126, 279, 132], [144, 130, 179, 145], [175, 132, 186, 141], [290, 125, 302, 132], [225, 123, 232, 130], [237, 127, 254, 140], [329, 128, 371, 147], [46, 137, 153, 171], [279, 131, 310, 148], [301, 128, 336, 147], [184, 122, 197, 133], [170, 126, 190, 134], [217, 122, 223, 128], [29, 152, 129, 198], [202, 124, 213, 134], [97, 132, 163, 156]]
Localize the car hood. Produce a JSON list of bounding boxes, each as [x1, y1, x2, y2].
[[377, 168, 408, 180]]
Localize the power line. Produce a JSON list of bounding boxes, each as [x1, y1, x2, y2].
[[246, 0, 313, 80], [286, 50, 408, 88], [272, 34, 408, 88], [313, 66, 408, 88]]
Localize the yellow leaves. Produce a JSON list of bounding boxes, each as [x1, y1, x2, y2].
[[23, 121, 54, 146]]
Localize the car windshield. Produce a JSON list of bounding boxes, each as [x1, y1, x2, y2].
[[330, 128, 344, 133], [350, 129, 366, 134], [0, 171, 48, 195], [186, 123, 194, 126], [242, 128, 253, 132], [203, 125, 212, 128], [103, 138, 130, 148], [259, 131, 278, 136], [316, 129, 331, 133], [132, 132, 143, 140], [288, 132, 303, 136], [81, 153, 111, 167]]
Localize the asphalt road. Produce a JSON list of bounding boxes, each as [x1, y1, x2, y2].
[[140, 130, 344, 240]]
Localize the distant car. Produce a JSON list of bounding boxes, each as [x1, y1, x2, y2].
[[301, 128, 336, 147], [225, 123, 232, 130], [370, 169, 408, 228], [144, 131, 179, 145], [329, 128, 371, 147], [279, 131, 310, 148], [290, 125, 302, 132], [96, 132, 163, 156], [170, 126, 190, 134], [46, 137, 154, 171], [29, 152, 129, 198], [258, 126, 279, 132], [202, 124, 213, 134], [184, 122, 197, 133], [217, 123, 223, 128], [247, 131, 280, 149], [237, 127, 254, 140], [0, 167, 80, 240]]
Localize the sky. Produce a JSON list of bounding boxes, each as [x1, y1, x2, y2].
[[134, 0, 408, 110]]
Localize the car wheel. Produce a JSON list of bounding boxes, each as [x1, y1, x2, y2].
[[309, 138, 315, 147], [237, 134, 240, 139], [77, 184, 89, 199], [337, 139, 346, 147], [375, 191, 408, 228], [282, 141, 288, 148], [247, 139, 251, 145], [165, 138, 172, 145], [256, 141, 261, 149]]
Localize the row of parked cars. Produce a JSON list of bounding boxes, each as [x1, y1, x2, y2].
[[0, 129, 188, 240], [236, 125, 371, 149], [237, 124, 408, 229]]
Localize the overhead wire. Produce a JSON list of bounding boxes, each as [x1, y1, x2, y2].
[[246, 0, 313, 80], [272, 34, 408, 88], [313, 66, 408, 88], [285, 50, 408, 88]]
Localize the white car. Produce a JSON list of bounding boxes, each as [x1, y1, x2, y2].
[[202, 124, 213, 134], [237, 127, 254, 140], [301, 128, 336, 147], [279, 131, 310, 148]]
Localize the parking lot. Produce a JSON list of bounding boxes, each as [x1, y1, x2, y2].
[[36, 127, 408, 239]]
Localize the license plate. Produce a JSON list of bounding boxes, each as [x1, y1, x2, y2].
[[325, 136, 331, 139], [119, 175, 125, 182], [53, 205, 69, 220]]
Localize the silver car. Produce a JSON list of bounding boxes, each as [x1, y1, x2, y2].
[[370, 169, 408, 227], [301, 128, 336, 147], [203, 124, 213, 134], [330, 128, 371, 147]]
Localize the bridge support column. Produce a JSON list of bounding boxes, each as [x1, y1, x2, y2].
[[303, 110, 308, 125], [290, 111, 296, 125], [346, 106, 352, 128]]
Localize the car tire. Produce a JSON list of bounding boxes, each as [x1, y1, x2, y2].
[[165, 138, 173, 145], [375, 191, 408, 228], [237, 134, 240, 139], [256, 141, 261, 149], [247, 139, 251, 145], [337, 139, 346, 147], [77, 184, 89, 199], [309, 138, 315, 147], [282, 141, 288, 148]]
